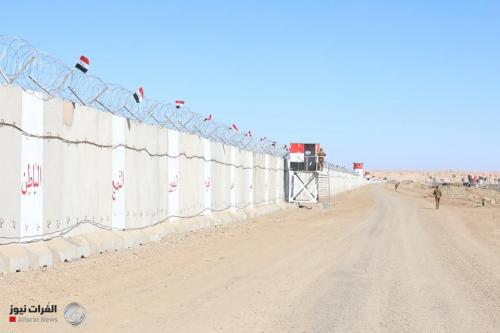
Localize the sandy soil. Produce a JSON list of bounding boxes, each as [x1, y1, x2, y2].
[[1, 185, 499, 332], [371, 170, 500, 183]]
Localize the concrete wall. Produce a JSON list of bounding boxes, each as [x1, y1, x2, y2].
[[329, 169, 367, 194], [286, 166, 368, 203], [0, 85, 287, 244], [0, 85, 366, 245]]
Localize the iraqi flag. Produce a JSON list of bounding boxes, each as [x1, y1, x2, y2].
[[175, 100, 185, 109], [245, 130, 252, 137], [229, 123, 239, 131], [75, 55, 89, 73], [133, 87, 144, 103], [204, 114, 212, 121]]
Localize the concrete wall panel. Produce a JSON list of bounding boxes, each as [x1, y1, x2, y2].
[[20, 91, 44, 240], [230, 146, 237, 210], [234, 149, 246, 209], [210, 142, 231, 211], [253, 153, 266, 205], [0, 86, 22, 240], [124, 121, 165, 228], [245, 151, 254, 209], [179, 132, 205, 217], [167, 130, 179, 220], [112, 115, 126, 229], [43, 100, 112, 238], [0, 85, 369, 246], [203, 138, 211, 214]]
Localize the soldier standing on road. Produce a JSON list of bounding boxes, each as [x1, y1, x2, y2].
[[432, 186, 442, 209]]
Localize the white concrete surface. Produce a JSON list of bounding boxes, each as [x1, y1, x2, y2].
[[0, 84, 367, 272]]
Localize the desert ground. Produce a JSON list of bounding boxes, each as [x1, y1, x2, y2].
[[1, 184, 500, 332], [371, 170, 500, 183]]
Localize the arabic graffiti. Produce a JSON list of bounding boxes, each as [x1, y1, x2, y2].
[[111, 170, 124, 201], [169, 175, 178, 193], [20, 163, 42, 195]]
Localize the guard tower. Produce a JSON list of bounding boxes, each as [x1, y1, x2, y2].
[[287, 143, 330, 206], [353, 162, 364, 177]]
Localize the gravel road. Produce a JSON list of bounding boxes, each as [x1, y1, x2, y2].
[[1, 185, 499, 332]]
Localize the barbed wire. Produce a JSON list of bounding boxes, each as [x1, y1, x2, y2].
[[0, 35, 288, 157]]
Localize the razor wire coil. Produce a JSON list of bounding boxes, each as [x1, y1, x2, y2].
[[0, 35, 288, 157]]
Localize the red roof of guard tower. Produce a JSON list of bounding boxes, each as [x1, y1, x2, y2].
[[353, 162, 364, 170], [289, 143, 320, 154]]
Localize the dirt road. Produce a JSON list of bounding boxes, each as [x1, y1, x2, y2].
[[1, 185, 500, 332]]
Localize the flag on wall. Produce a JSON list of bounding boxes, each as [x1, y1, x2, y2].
[[175, 100, 185, 109], [133, 87, 144, 103], [75, 55, 89, 73], [204, 114, 212, 121], [229, 123, 239, 131]]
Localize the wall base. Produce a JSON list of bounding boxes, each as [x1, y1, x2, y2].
[[0, 203, 289, 274]]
